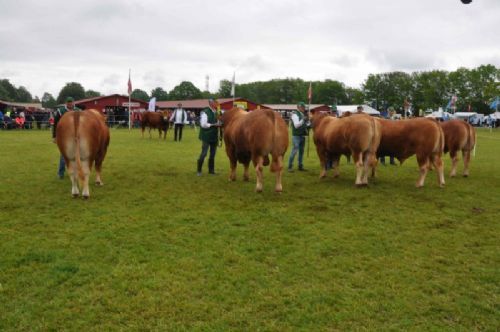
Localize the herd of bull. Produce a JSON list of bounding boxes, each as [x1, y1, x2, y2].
[[55, 108, 475, 198]]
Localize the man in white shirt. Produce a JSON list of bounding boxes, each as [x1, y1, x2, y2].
[[170, 103, 188, 141]]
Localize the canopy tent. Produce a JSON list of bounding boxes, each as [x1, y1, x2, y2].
[[425, 109, 454, 120], [454, 112, 478, 119]]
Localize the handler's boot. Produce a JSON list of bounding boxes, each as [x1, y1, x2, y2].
[[197, 159, 203, 176], [208, 158, 217, 175]]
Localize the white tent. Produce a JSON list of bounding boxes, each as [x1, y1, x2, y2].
[[454, 112, 478, 119], [336, 104, 380, 116]]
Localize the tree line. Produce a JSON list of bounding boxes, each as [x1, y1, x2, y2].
[[1, 64, 498, 114]]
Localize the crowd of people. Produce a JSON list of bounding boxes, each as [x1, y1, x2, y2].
[[0, 108, 52, 130]]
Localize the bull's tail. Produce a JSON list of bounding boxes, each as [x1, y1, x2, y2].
[[73, 112, 85, 184], [266, 110, 277, 170], [466, 123, 477, 157], [434, 121, 445, 155]]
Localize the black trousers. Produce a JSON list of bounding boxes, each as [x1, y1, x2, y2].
[[174, 124, 184, 141]]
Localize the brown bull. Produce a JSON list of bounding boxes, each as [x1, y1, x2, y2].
[[311, 112, 381, 186], [56, 109, 110, 198], [375, 118, 445, 187], [141, 111, 170, 139], [440, 119, 476, 177], [222, 107, 289, 192]]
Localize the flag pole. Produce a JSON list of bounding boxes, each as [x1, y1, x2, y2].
[[307, 82, 312, 158], [231, 71, 236, 107], [128, 69, 132, 130]]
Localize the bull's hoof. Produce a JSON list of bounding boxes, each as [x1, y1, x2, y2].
[[82, 195, 89, 200], [333, 174, 340, 178], [415, 184, 424, 188], [72, 193, 79, 198], [243, 176, 250, 182], [255, 188, 263, 193], [463, 174, 469, 178], [355, 183, 368, 188], [95, 181, 103, 186]]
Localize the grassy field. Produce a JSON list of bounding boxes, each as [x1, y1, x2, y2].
[[0, 127, 499, 331]]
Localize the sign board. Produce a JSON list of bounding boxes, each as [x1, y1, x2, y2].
[[122, 102, 140, 107], [234, 101, 248, 110]]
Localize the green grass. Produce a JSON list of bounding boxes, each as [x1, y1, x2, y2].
[[0, 127, 499, 331]]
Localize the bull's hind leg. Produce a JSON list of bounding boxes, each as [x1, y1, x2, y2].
[[449, 150, 459, 177], [95, 161, 104, 186], [431, 154, 445, 187], [416, 155, 430, 188], [353, 152, 364, 186], [228, 158, 237, 181], [253, 156, 264, 192], [81, 161, 92, 199], [67, 161, 79, 198], [271, 155, 284, 193], [243, 162, 250, 181], [361, 152, 371, 186], [462, 149, 471, 177]]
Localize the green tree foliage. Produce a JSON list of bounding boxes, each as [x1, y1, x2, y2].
[[131, 89, 150, 102], [345, 87, 364, 104], [150, 87, 169, 101], [85, 90, 101, 98], [362, 72, 413, 112], [217, 79, 232, 98], [0, 79, 18, 101], [15, 86, 33, 102], [41, 92, 57, 108], [57, 82, 86, 104], [168, 81, 203, 100], [412, 70, 449, 111]]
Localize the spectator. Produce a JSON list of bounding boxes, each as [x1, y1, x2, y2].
[[170, 103, 188, 141], [288, 101, 309, 172], [52, 97, 81, 179]]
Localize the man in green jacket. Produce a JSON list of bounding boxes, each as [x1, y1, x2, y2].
[[197, 99, 220, 176], [52, 97, 81, 179], [288, 101, 308, 172]]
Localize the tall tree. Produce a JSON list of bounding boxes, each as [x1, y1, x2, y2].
[[16, 86, 33, 102], [0, 79, 17, 101], [217, 79, 232, 98], [57, 82, 86, 104], [345, 87, 365, 105], [168, 81, 203, 100], [41, 92, 57, 108], [313, 80, 348, 105], [131, 89, 149, 102], [85, 89, 101, 98], [150, 87, 169, 101]]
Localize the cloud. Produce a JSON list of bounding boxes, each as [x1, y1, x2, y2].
[[0, 0, 498, 98]]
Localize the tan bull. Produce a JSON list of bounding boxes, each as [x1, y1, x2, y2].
[[374, 118, 445, 187], [440, 119, 476, 177], [56, 109, 110, 198], [310, 112, 381, 186], [222, 107, 289, 192]]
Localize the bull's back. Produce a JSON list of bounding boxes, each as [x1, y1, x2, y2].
[[378, 118, 441, 157]]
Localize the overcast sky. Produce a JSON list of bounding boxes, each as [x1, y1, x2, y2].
[[0, 0, 498, 98]]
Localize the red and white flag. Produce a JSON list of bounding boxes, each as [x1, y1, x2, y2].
[[127, 69, 132, 95], [307, 82, 312, 103]]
